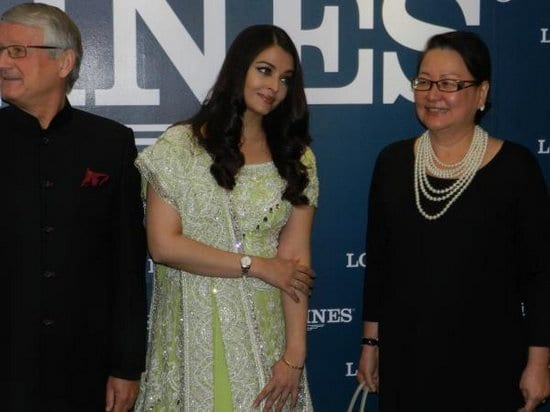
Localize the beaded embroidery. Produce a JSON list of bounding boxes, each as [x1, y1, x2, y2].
[[134, 125, 317, 411]]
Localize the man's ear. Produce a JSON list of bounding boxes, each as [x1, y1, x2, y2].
[[58, 48, 75, 79]]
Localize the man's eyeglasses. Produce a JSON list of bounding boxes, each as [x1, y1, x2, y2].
[[0, 44, 63, 59], [411, 77, 481, 93]]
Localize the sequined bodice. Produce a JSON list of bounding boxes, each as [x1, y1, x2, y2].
[[233, 162, 290, 247]]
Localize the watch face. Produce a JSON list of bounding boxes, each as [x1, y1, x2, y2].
[[241, 255, 252, 268]]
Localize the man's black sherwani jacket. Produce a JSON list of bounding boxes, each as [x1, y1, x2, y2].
[[2, 102, 147, 412]]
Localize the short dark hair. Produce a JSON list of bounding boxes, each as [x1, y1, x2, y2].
[[418, 31, 492, 119]]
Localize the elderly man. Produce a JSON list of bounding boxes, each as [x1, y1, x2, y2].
[[1, 3, 147, 411]]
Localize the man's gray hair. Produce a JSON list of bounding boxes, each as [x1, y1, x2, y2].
[[1, 2, 83, 92]]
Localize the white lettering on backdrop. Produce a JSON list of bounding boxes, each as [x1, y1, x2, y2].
[[43, 0, 481, 106]]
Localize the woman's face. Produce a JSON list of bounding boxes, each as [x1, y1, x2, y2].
[[243, 45, 294, 120], [414, 48, 488, 137]]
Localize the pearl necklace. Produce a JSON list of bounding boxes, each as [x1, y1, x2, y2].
[[414, 125, 488, 220]]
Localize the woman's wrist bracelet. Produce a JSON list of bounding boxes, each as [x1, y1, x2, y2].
[[281, 357, 304, 370], [361, 337, 379, 347]]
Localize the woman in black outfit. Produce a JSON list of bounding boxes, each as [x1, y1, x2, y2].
[[357, 31, 550, 412]]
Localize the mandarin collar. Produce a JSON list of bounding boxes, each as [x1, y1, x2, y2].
[[4, 99, 73, 131]]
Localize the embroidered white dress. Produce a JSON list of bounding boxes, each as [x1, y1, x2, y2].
[[134, 125, 318, 411]]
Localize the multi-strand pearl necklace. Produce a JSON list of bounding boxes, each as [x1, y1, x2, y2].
[[414, 125, 488, 220]]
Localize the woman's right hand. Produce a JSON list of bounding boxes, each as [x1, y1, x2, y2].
[[357, 344, 379, 393], [256, 257, 314, 302], [252, 358, 303, 411]]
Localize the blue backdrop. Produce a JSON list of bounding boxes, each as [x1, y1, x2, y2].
[[2, 1, 548, 410]]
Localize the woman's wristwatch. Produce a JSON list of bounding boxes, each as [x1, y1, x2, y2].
[[240, 255, 252, 277]]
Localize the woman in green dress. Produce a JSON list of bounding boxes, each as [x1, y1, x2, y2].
[[135, 25, 318, 411]]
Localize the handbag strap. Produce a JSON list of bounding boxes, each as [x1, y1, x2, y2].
[[347, 382, 369, 412]]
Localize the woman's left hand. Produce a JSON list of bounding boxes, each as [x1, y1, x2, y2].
[[253, 359, 303, 411], [518, 362, 550, 412]]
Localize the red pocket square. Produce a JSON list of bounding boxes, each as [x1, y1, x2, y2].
[[80, 168, 110, 187]]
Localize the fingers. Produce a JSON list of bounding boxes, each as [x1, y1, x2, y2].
[[358, 370, 378, 392], [254, 361, 302, 411], [283, 286, 300, 303], [111, 395, 134, 412], [113, 401, 125, 412], [519, 402, 533, 412], [292, 266, 315, 295], [520, 388, 536, 412], [295, 264, 315, 282], [253, 384, 271, 409], [253, 382, 283, 411], [273, 390, 290, 412], [105, 390, 114, 412], [289, 387, 299, 409], [284, 271, 313, 302], [267, 258, 315, 299], [105, 377, 139, 412], [365, 372, 379, 393], [296, 275, 314, 293], [290, 278, 311, 297], [521, 386, 548, 412], [521, 397, 542, 412], [358, 345, 379, 393], [259, 388, 291, 412]]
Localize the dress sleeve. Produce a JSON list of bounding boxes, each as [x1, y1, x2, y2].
[[517, 149, 550, 346], [301, 147, 319, 207], [134, 125, 191, 209], [362, 147, 389, 322]]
